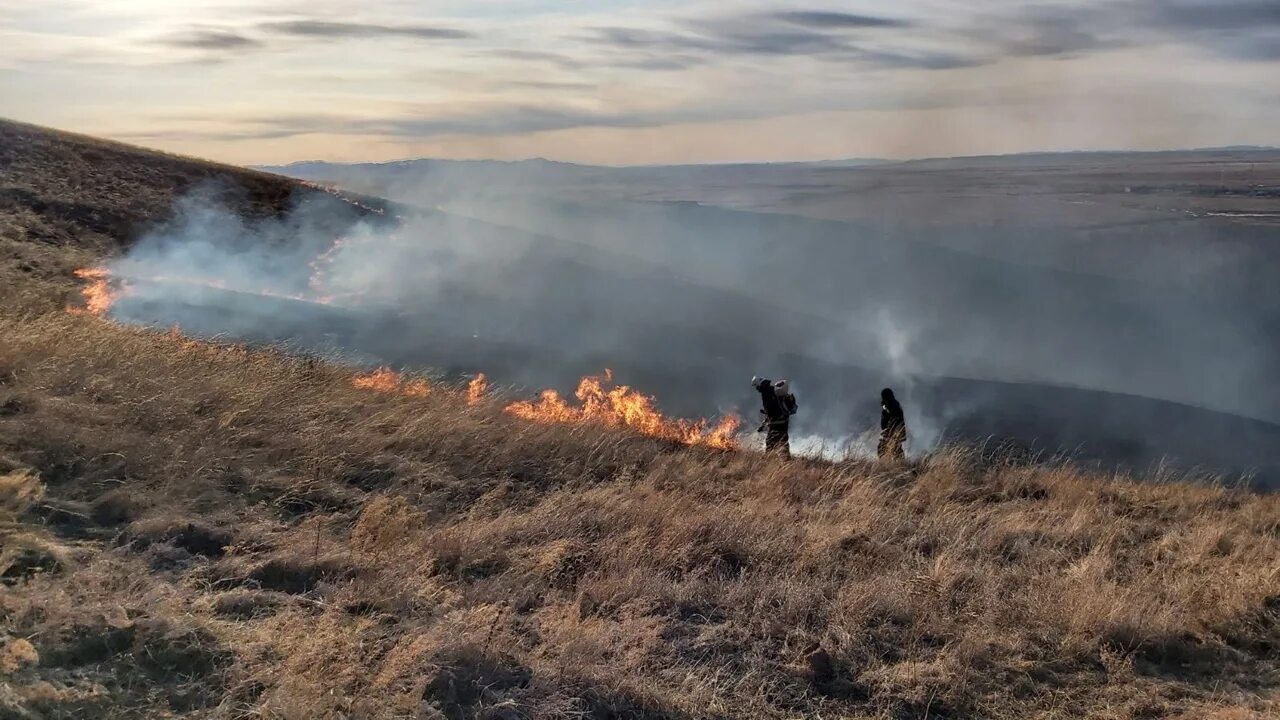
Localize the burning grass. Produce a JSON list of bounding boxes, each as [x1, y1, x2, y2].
[[351, 367, 432, 398], [505, 370, 741, 450], [67, 267, 123, 316], [0, 306, 1276, 719], [70, 268, 742, 450], [344, 364, 740, 449]]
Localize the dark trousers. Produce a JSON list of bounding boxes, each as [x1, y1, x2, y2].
[[765, 422, 791, 459], [878, 427, 906, 461]]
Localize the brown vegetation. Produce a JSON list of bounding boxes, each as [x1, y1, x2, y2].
[[1, 307, 1277, 719], [0, 119, 1277, 718]]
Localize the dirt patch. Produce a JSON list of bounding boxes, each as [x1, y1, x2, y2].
[[268, 480, 357, 518], [38, 623, 137, 668], [88, 490, 143, 527], [24, 499, 95, 538], [0, 395, 27, 417], [211, 589, 291, 620], [336, 455, 399, 491], [128, 518, 232, 557], [0, 535, 66, 584], [36, 617, 231, 710], [422, 647, 532, 720], [568, 682, 688, 720], [130, 619, 232, 680], [245, 556, 351, 594]]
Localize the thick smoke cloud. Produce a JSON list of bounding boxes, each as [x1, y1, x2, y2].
[[101, 180, 927, 459], [99, 159, 1280, 487]]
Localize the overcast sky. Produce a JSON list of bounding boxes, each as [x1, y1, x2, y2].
[[2, 0, 1278, 165]]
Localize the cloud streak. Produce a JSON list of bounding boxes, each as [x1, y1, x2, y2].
[[582, 8, 982, 71], [969, 1, 1280, 62], [152, 17, 474, 58], [161, 28, 263, 51], [1143, 0, 1280, 61], [259, 20, 473, 41], [770, 11, 912, 30], [115, 85, 981, 145]]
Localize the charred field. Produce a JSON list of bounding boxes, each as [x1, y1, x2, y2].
[[1, 118, 1279, 719]]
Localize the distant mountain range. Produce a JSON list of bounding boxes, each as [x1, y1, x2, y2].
[[258, 147, 1280, 176], [259, 156, 896, 174]]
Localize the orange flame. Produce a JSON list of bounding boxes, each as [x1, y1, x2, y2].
[[352, 367, 430, 398], [69, 267, 126, 316], [76, 276, 740, 451], [467, 373, 489, 405], [504, 370, 740, 449]]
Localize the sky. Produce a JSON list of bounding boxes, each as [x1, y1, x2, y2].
[[1, 0, 1278, 165]]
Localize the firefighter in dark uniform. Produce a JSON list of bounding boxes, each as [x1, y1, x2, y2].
[[879, 387, 907, 461], [752, 376, 797, 458]]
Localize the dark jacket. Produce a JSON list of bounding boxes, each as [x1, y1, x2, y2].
[[757, 378, 797, 426], [881, 391, 905, 433]]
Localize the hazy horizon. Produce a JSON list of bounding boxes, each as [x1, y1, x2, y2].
[[259, 143, 1280, 169]]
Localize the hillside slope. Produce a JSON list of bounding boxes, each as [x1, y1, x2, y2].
[[3, 287, 1279, 719], [1, 119, 1278, 718], [0, 119, 393, 311]]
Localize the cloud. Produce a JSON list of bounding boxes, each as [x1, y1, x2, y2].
[[489, 49, 585, 71], [582, 9, 980, 70], [769, 11, 911, 30], [967, 7, 1121, 59], [586, 27, 702, 52], [574, 2, 1280, 71], [160, 28, 263, 51], [859, 49, 986, 71], [118, 84, 981, 146], [259, 20, 473, 41], [964, 1, 1280, 62], [501, 79, 598, 91], [1142, 0, 1280, 61], [150, 17, 473, 59], [116, 108, 653, 143], [1148, 0, 1280, 31]]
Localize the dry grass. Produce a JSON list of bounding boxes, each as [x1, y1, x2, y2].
[[0, 305, 1276, 719], [1, 117, 1277, 718]]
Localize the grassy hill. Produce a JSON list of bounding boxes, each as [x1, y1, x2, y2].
[[1, 119, 1278, 719]]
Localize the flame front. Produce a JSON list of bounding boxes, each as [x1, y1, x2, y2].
[[70, 267, 124, 316], [351, 367, 430, 398], [505, 370, 740, 449], [467, 373, 489, 405], [73, 267, 739, 452]]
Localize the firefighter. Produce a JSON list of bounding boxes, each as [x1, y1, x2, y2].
[[752, 376, 797, 458], [878, 387, 907, 461]]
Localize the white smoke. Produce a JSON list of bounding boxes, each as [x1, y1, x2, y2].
[[869, 306, 941, 458]]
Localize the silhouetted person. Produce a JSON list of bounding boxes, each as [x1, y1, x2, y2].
[[753, 376, 797, 459], [879, 387, 906, 461]]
